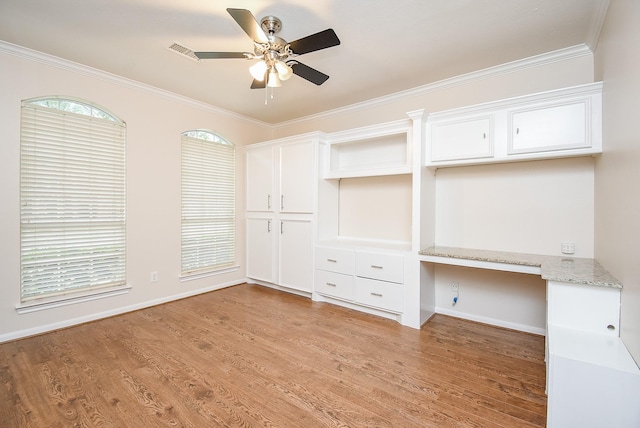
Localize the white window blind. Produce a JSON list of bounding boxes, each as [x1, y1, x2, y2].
[[20, 98, 126, 302], [181, 131, 235, 275]]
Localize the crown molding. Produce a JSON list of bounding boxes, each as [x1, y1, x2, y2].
[[0, 40, 271, 128], [1, 40, 594, 131], [585, 0, 611, 51], [273, 44, 593, 129]]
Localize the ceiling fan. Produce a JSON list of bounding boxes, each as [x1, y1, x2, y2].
[[195, 8, 340, 89]]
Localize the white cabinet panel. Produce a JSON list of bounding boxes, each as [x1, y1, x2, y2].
[[314, 269, 355, 301], [355, 277, 403, 312], [424, 82, 602, 168], [246, 146, 274, 212], [547, 281, 620, 336], [315, 247, 355, 275], [280, 142, 314, 213], [510, 101, 588, 154], [279, 219, 313, 292], [355, 251, 404, 284], [430, 116, 493, 162], [246, 217, 274, 282]]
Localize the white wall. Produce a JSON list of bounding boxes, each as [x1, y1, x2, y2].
[[594, 0, 640, 365], [338, 175, 412, 242], [435, 158, 594, 256], [0, 46, 270, 341]]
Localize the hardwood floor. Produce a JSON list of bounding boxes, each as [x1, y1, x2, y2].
[[0, 284, 547, 427]]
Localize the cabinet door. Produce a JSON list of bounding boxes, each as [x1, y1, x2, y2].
[[509, 101, 588, 154], [279, 219, 313, 292], [246, 146, 274, 212], [246, 217, 275, 282], [431, 116, 493, 162], [279, 141, 314, 213]]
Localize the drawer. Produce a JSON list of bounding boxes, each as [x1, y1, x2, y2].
[[314, 269, 355, 301], [315, 247, 355, 275], [355, 277, 403, 313], [355, 251, 404, 284]]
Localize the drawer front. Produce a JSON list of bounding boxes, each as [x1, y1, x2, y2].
[[315, 247, 355, 275], [314, 270, 355, 301], [355, 277, 403, 313], [355, 251, 404, 283]]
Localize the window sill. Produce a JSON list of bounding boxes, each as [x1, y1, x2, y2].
[[180, 265, 240, 283], [15, 284, 132, 314]]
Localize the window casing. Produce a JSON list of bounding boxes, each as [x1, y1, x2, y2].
[[20, 97, 126, 302], [181, 130, 235, 275]]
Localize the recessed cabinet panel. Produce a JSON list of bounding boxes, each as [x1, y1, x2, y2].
[[355, 251, 404, 284], [246, 146, 274, 212], [246, 217, 274, 282], [279, 219, 313, 292], [510, 101, 588, 154], [314, 269, 355, 301], [315, 247, 355, 275], [355, 277, 403, 312], [280, 142, 314, 213], [431, 116, 493, 162]]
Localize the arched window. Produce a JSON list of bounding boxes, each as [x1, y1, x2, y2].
[[181, 130, 235, 275], [20, 97, 126, 302]]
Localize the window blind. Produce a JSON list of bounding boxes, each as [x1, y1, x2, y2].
[[181, 133, 235, 274], [20, 102, 126, 302]]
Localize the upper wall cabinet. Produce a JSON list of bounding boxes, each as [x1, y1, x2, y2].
[[323, 120, 412, 179], [425, 82, 602, 168], [247, 137, 317, 213]]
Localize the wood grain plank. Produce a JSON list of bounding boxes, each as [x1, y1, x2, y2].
[[0, 284, 547, 427]]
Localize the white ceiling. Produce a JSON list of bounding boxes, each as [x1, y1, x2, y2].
[[0, 0, 609, 124]]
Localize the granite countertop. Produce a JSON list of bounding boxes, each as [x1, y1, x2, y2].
[[419, 246, 623, 289]]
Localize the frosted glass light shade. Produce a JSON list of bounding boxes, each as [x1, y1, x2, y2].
[[275, 60, 293, 81], [249, 61, 268, 81]]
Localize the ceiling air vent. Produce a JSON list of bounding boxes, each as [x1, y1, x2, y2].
[[167, 42, 200, 61]]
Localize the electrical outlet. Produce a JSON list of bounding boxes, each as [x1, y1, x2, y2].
[[561, 243, 575, 255], [451, 281, 459, 292], [150, 271, 158, 283]]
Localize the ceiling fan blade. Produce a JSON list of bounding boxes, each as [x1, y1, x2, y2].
[[289, 29, 340, 55], [250, 78, 266, 89], [227, 8, 269, 44], [194, 52, 247, 59], [290, 61, 330, 85]]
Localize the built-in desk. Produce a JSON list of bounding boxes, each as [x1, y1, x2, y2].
[[419, 245, 622, 288], [418, 246, 640, 428]]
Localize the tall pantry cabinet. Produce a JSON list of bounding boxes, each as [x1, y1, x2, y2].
[[245, 133, 321, 294]]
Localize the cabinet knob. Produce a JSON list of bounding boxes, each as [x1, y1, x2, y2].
[[371, 265, 383, 269], [327, 259, 337, 263], [267, 194, 271, 209], [607, 324, 616, 331], [326, 282, 337, 287], [371, 292, 383, 297]]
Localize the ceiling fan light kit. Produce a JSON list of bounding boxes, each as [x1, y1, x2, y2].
[[194, 8, 340, 100]]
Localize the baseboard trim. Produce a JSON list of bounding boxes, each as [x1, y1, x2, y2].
[[435, 306, 546, 336], [0, 280, 245, 343]]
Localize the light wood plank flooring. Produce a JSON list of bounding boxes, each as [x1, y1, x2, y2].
[[0, 284, 547, 427]]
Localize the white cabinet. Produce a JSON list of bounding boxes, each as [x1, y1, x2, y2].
[[245, 134, 320, 293], [430, 115, 493, 162], [314, 245, 405, 314], [279, 141, 314, 213], [425, 82, 602, 167], [547, 280, 620, 336], [246, 217, 275, 282], [246, 145, 274, 212], [509, 100, 588, 155], [279, 219, 313, 292]]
